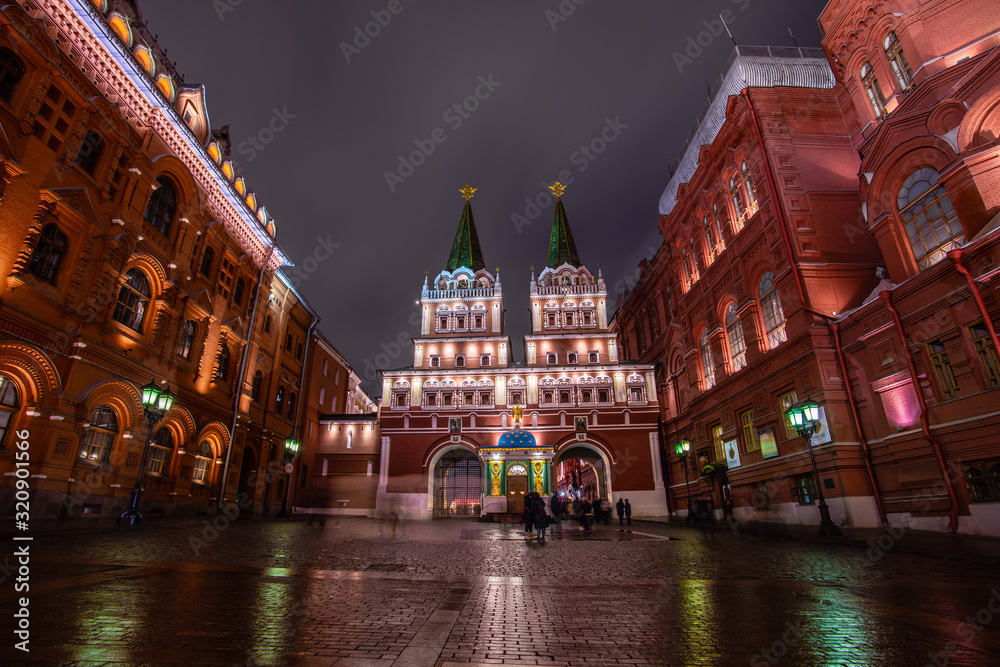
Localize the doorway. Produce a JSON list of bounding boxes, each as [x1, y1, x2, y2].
[[507, 475, 528, 514], [432, 451, 482, 517]]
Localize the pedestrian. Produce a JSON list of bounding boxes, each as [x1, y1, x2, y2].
[[534, 500, 548, 541], [523, 500, 534, 537], [581, 499, 593, 532], [624, 499, 632, 526], [616, 498, 625, 527]]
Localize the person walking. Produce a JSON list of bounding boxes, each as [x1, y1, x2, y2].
[[534, 500, 548, 541], [523, 500, 534, 537], [616, 498, 626, 527], [581, 499, 594, 533], [624, 499, 632, 527]]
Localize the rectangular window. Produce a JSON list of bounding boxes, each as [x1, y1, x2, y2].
[[443, 394, 452, 406], [711, 424, 724, 462], [927, 339, 959, 399], [588, 351, 599, 364], [308, 421, 314, 437], [582, 390, 592, 403], [511, 392, 522, 404], [323, 359, 329, 376], [219, 258, 235, 299], [567, 352, 578, 364], [543, 391, 553, 404], [430, 355, 441, 368], [741, 409, 759, 452], [778, 390, 798, 440], [465, 393, 474, 406], [427, 393, 436, 406], [547, 352, 557, 365], [599, 389, 610, 403], [963, 458, 1000, 503], [285, 333, 293, 351], [793, 475, 816, 505], [474, 315, 484, 329], [334, 369, 341, 385], [480, 354, 491, 367], [969, 321, 1000, 388], [318, 387, 326, 406], [455, 355, 465, 368]]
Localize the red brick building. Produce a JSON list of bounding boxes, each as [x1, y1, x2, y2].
[[379, 185, 666, 519], [0, 0, 367, 521], [614, 0, 1000, 535]]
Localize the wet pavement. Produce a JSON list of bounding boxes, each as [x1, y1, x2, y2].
[[1, 516, 999, 666]]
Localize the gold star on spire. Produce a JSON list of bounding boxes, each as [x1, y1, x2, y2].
[[549, 181, 567, 199], [460, 184, 477, 201]]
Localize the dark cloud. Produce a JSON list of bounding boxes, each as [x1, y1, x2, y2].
[[140, 0, 828, 393]]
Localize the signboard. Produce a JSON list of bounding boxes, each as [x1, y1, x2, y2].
[[812, 407, 833, 445], [284, 463, 294, 473], [760, 428, 779, 459], [724, 439, 741, 469]]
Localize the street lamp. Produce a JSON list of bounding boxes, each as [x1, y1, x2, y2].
[[277, 437, 300, 518], [118, 380, 175, 527], [787, 401, 842, 536], [674, 438, 692, 522]]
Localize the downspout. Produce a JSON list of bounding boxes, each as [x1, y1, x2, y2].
[[741, 89, 836, 322], [831, 321, 886, 523], [948, 249, 1000, 357], [218, 247, 273, 509], [878, 290, 960, 532], [289, 316, 319, 510]]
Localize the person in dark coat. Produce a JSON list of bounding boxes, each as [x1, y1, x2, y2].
[[616, 498, 626, 526], [624, 499, 632, 526], [580, 499, 593, 532], [533, 500, 548, 540], [523, 501, 534, 536]]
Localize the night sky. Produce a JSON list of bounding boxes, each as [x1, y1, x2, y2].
[[139, 0, 829, 395]]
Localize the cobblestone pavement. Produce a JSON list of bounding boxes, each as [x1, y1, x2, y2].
[[2, 517, 999, 666]]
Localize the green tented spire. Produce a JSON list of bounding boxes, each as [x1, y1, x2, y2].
[[445, 185, 486, 272], [546, 182, 582, 268]]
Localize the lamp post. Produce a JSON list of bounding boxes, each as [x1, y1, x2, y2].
[[674, 439, 692, 522], [119, 380, 175, 527], [787, 401, 842, 536], [277, 437, 300, 519]]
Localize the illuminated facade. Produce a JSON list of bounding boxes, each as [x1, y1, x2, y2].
[[615, 0, 1000, 535], [379, 185, 667, 519], [0, 0, 365, 519]]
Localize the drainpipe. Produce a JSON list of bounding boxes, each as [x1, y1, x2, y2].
[[218, 247, 273, 509], [948, 249, 1000, 357], [831, 321, 886, 524], [741, 89, 836, 322], [289, 316, 319, 510], [878, 290, 960, 532]]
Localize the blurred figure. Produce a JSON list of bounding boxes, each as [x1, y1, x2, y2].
[[616, 498, 625, 527], [624, 499, 632, 527], [533, 499, 548, 541], [580, 499, 593, 533], [380, 496, 404, 537], [306, 487, 328, 527]]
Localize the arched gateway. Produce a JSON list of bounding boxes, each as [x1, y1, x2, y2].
[[378, 183, 669, 519]]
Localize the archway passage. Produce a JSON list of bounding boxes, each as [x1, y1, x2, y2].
[[554, 445, 608, 503], [433, 451, 482, 517]]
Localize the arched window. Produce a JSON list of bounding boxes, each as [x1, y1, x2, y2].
[[251, 370, 263, 402], [700, 329, 716, 390], [725, 303, 747, 372], [275, 385, 285, 413], [112, 268, 150, 331], [730, 175, 745, 225], [144, 176, 177, 236], [176, 320, 195, 360], [758, 271, 787, 349], [193, 440, 213, 483], [215, 345, 230, 382], [199, 246, 214, 277], [742, 161, 756, 206], [287, 392, 296, 419], [79, 406, 118, 462], [75, 131, 104, 175], [27, 223, 68, 284], [0, 49, 25, 103], [0, 374, 20, 450], [148, 428, 173, 475], [263, 312, 272, 334], [712, 203, 726, 249], [898, 167, 964, 270], [233, 277, 245, 306], [703, 213, 718, 261], [860, 61, 887, 119], [883, 31, 913, 92]]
